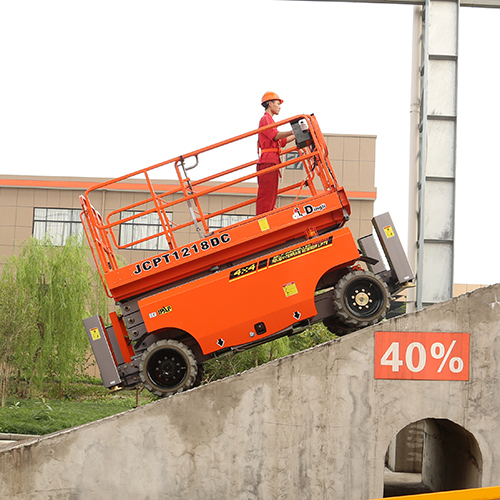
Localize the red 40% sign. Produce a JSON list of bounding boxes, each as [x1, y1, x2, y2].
[[374, 332, 470, 381]]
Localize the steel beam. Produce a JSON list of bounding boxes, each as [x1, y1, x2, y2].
[[287, 0, 500, 7], [406, 6, 422, 313]]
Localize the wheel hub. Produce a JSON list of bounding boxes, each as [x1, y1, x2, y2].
[[140, 339, 198, 397], [352, 289, 371, 308], [156, 356, 183, 380], [148, 349, 187, 388], [342, 276, 387, 319]]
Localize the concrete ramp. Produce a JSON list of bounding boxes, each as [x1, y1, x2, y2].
[[1, 284, 500, 500]]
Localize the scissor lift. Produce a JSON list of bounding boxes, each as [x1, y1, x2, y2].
[[81, 114, 414, 396]]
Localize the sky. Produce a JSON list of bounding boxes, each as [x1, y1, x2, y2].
[[1, 0, 499, 285]]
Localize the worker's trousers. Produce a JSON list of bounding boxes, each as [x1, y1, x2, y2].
[[256, 163, 279, 215]]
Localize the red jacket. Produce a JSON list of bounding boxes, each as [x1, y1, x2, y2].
[[257, 113, 287, 165]]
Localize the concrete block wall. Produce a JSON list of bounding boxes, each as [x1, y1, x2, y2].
[[1, 284, 499, 499]]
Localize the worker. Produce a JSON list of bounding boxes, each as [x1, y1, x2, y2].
[[256, 92, 295, 215]]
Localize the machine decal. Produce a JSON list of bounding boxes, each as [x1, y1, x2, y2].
[[269, 237, 333, 267], [383, 225, 395, 238], [149, 312, 157, 319], [229, 262, 257, 281], [90, 327, 101, 341], [258, 218, 270, 231], [293, 311, 302, 320], [292, 203, 327, 220], [229, 259, 269, 282], [217, 338, 225, 347], [158, 305, 172, 315], [283, 282, 298, 297], [132, 233, 231, 275]]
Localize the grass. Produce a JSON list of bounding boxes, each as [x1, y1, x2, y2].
[[0, 379, 157, 436]]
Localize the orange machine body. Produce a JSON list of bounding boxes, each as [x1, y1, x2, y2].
[[106, 190, 350, 302], [81, 114, 378, 394], [138, 227, 359, 356]]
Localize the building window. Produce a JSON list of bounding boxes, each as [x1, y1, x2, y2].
[[285, 151, 304, 170], [33, 208, 83, 245], [119, 210, 172, 251], [208, 214, 250, 230]]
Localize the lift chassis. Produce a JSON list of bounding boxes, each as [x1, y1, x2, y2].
[[81, 115, 414, 397]]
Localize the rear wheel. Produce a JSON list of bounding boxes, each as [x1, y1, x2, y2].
[[194, 361, 205, 388], [332, 270, 390, 329], [139, 339, 198, 397]]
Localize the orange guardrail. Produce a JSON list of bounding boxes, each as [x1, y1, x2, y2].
[[80, 114, 350, 298], [81, 114, 340, 257]]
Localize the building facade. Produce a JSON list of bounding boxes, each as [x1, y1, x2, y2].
[[0, 133, 377, 268]]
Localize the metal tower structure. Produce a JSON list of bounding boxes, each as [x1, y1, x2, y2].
[[414, 0, 459, 309], [293, 0, 499, 311]]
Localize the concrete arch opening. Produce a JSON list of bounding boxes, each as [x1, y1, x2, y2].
[[384, 418, 483, 497]]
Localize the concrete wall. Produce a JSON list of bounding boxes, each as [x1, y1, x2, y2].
[[387, 421, 424, 473], [1, 284, 500, 500], [422, 419, 482, 492]]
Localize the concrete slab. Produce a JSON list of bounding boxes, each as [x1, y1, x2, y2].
[[384, 469, 432, 496], [0, 433, 39, 448]]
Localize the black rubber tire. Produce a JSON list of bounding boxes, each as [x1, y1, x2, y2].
[[194, 362, 205, 388], [139, 339, 198, 397], [332, 270, 390, 329], [323, 316, 358, 337]]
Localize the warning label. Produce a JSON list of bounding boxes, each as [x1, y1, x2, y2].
[[90, 328, 101, 341], [384, 225, 395, 238], [258, 218, 270, 231], [283, 282, 299, 297]]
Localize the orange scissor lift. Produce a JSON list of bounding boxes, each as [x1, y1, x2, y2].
[[81, 114, 414, 397]]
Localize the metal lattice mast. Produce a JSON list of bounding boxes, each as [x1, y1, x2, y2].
[[415, 0, 459, 308]]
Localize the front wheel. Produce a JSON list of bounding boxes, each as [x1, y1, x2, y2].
[[332, 270, 390, 329], [323, 316, 357, 337], [139, 339, 198, 397]]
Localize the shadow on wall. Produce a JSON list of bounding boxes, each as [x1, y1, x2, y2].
[[384, 418, 482, 497]]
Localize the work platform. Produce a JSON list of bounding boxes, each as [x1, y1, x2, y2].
[[80, 114, 351, 302]]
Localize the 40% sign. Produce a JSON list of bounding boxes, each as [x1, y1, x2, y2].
[[374, 332, 470, 381]]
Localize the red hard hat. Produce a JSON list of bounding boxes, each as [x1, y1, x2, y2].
[[261, 91, 283, 105]]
